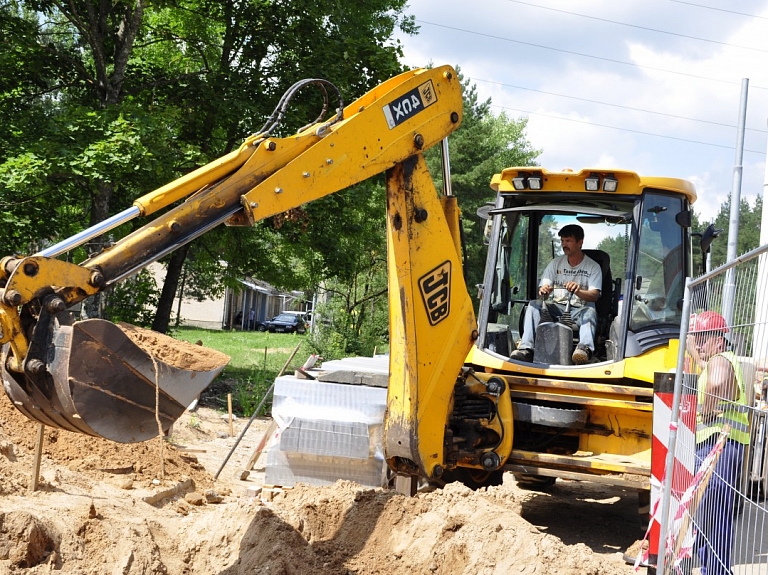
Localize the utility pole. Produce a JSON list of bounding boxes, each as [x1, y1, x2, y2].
[[722, 78, 748, 327]]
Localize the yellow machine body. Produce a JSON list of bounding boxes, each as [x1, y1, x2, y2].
[[0, 66, 700, 496]]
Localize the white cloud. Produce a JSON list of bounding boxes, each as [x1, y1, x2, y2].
[[397, 0, 768, 227], [688, 172, 727, 223]]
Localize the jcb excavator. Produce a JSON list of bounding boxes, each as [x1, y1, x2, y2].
[[0, 65, 701, 495]]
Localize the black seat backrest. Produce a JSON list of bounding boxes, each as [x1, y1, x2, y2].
[[582, 249, 613, 320]]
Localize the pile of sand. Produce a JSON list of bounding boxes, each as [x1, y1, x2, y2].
[[0, 389, 632, 574], [212, 480, 630, 575], [0, 326, 634, 574]]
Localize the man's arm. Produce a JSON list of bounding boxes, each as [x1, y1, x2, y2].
[[538, 258, 557, 297], [701, 355, 737, 417]]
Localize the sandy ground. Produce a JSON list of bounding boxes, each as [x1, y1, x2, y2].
[[0, 390, 648, 574]]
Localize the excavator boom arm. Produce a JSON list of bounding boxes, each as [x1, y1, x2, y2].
[[0, 66, 479, 469]]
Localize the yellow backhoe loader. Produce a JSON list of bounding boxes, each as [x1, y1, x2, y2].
[[0, 66, 705, 496]]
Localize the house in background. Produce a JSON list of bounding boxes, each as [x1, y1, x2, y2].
[[148, 263, 308, 330], [224, 279, 308, 330]]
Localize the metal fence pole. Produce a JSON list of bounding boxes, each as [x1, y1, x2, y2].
[[722, 78, 749, 327]]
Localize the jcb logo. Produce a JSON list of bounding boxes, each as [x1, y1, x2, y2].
[[382, 80, 437, 129], [419, 261, 451, 326]]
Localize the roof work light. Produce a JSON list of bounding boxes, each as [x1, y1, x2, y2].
[[511, 171, 544, 191], [584, 174, 600, 191], [602, 174, 618, 192], [528, 174, 543, 190]]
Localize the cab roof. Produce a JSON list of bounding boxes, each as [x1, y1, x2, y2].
[[490, 167, 697, 205]]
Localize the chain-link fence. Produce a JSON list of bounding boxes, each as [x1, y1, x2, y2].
[[656, 243, 768, 574]]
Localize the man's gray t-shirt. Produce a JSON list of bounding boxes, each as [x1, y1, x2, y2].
[[540, 254, 602, 308]]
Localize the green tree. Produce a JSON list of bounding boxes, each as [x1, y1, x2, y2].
[[1, 0, 415, 329], [289, 177, 390, 359], [596, 232, 630, 285], [707, 195, 762, 269]]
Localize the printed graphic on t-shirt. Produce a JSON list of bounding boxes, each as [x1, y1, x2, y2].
[[555, 266, 592, 285], [542, 255, 601, 308]]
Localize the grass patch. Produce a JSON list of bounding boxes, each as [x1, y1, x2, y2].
[[170, 327, 308, 417]]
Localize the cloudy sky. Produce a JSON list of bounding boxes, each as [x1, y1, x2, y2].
[[395, 0, 768, 223]]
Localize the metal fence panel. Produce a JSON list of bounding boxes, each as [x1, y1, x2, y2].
[[658, 245, 768, 574]]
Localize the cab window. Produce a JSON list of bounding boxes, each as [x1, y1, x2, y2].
[[630, 193, 686, 330]]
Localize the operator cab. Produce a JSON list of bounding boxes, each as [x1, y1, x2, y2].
[[476, 168, 696, 366]]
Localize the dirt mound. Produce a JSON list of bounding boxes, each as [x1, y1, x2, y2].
[[0, 391, 212, 496], [216, 480, 628, 575], [0, 391, 636, 574], [117, 322, 230, 371]]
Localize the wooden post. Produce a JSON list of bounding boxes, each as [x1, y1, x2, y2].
[[228, 393, 234, 437], [30, 423, 45, 493]]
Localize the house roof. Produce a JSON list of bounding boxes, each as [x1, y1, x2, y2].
[[238, 279, 275, 295]]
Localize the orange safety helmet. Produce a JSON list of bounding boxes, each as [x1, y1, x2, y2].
[[689, 310, 729, 334]]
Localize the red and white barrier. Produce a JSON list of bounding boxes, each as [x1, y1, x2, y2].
[[638, 373, 697, 571]]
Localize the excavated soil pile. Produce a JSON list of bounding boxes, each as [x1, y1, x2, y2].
[[220, 481, 631, 575], [0, 391, 636, 575], [0, 392, 213, 496], [117, 322, 230, 372], [0, 328, 635, 574], [0, 395, 632, 575]]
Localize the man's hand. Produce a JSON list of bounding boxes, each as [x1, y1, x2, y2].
[[538, 284, 553, 297], [564, 281, 580, 294]]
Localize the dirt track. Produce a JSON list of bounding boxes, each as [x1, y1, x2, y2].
[[0, 393, 646, 574]]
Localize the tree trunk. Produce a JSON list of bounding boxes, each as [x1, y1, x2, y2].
[[67, 1, 143, 318], [152, 244, 189, 334], [80, 179, 116, 318]]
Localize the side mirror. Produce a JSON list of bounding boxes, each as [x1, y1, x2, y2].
[[675, 210, 692, 227], [477, 203, 495, 246], [700, 223, 723, 254], [476, 203, 495, 220]]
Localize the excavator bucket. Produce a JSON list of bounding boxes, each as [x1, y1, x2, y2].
[[1, 312, 229, 443]]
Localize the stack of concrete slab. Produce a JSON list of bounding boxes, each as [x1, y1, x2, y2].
[[264, 356, 390, 488]]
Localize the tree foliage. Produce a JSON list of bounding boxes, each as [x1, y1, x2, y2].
[[1, 0, 414, 328], [2, 3, 539, 351], [704, 195, 763, 269]]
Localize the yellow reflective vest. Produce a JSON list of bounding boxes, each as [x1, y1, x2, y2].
[[696, 350, 750, 445]]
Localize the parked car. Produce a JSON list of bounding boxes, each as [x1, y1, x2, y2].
[[264, 313, 307, 334]]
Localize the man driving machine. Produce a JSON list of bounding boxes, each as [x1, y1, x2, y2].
[[509, 224, 602, 364]]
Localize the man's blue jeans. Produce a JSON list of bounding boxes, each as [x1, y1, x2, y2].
[[518, 299, 597, 352], [695, 438, 745, 575]]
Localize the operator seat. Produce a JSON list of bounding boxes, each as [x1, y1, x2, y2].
[[582, 249, 613, 337]]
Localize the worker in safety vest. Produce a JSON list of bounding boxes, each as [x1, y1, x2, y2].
[[686, 311, 750, 575]]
